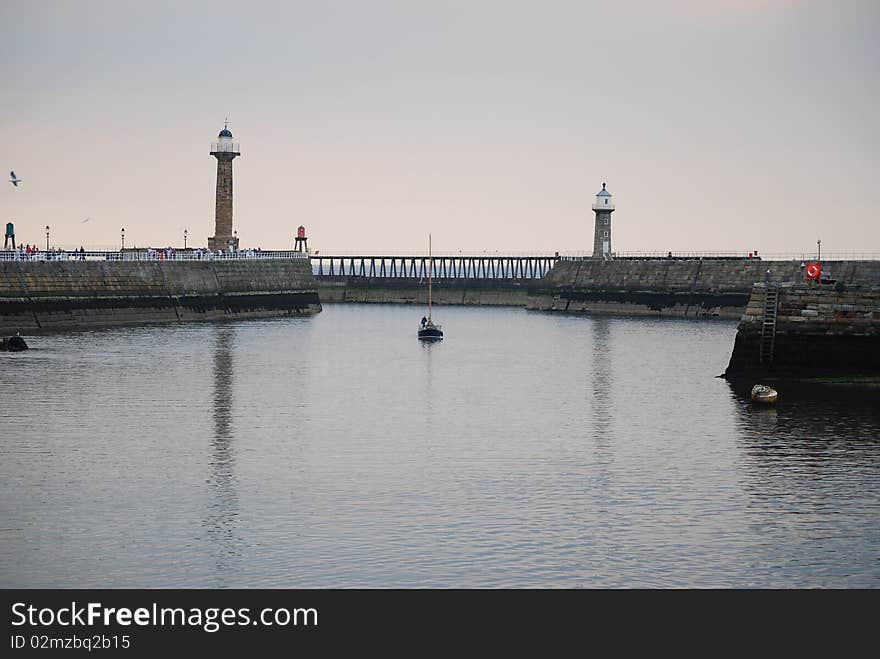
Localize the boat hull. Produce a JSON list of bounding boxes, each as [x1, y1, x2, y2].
[[418, 327, 443, 341], [0, 335, 28, 352], [750, 384, 778, 404]]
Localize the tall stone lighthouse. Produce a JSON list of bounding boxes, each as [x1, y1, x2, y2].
[[591, 182, 614, 260], [208, 122, 240, 251]]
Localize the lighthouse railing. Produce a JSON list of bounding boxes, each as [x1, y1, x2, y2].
[[210, 141, 240, 153]]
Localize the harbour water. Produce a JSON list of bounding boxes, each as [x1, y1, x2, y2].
[[1, 304, 878, 587]]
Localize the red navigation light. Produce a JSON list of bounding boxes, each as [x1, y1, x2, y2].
[[297, 226, 306, 239]]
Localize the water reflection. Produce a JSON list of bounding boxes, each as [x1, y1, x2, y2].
[[729, 379, 880, 443], [204, 324, 242, 580], [587, 316, 615, 522], [420, 339, 438, 437], [732, 382, 880, 457], [590, 317, 613, 445], [723, 380, 880, 584]]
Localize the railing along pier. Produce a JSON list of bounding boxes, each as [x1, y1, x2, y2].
[[0, 250, 308, 262]]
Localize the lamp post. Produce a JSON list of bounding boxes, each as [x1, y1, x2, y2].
[[817, 239, 821, 262], [183, 229, 188, 250], [45, 225, 50, 251], [233, 229, 238, 251], [121, 228, 125, 251]]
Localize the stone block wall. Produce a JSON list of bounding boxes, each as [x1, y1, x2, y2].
[[724, 283, 880, 378], [740, 283, 880, 329], [535, 259, 880, 319], [315, 277, 532, 307], [545, 259, 880, 291], [0, 259, 320, 332]]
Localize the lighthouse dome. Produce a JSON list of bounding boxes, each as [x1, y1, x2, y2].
[[592, 182, 614, 211], [218, 127, 233, 138]]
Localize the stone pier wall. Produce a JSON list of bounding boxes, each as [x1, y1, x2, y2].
[[314, 259, 880, 320], [528, 259, 880, 319], [0, 259, 320, 332], [317, 277, 532, 306], [724, 283, 880, 379]]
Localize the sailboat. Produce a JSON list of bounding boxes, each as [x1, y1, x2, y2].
[[418, 234, 444, 340]]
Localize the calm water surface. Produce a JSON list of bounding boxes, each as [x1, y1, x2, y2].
[[1, 304, 878, 587]]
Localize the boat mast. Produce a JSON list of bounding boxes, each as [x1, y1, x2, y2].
[[428, 233, 433, 321]]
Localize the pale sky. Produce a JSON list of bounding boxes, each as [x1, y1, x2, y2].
[[2, 0, 878, 255]]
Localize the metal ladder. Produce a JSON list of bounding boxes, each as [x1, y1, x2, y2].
[[759, 284, 779, 364]]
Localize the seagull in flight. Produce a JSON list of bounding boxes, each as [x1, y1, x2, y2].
[[82, 217, 91, 223], [9, 171, 21, 187]]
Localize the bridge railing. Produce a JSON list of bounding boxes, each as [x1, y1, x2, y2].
[[310, 250, 572, 257], [310, 255, 559, 280], [0, 249, 309, 262]]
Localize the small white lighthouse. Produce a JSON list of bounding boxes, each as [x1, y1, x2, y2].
[[591, 182, 614, 260]]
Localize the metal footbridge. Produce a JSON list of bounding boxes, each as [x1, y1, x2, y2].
[[311, 254, 560, 280]]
